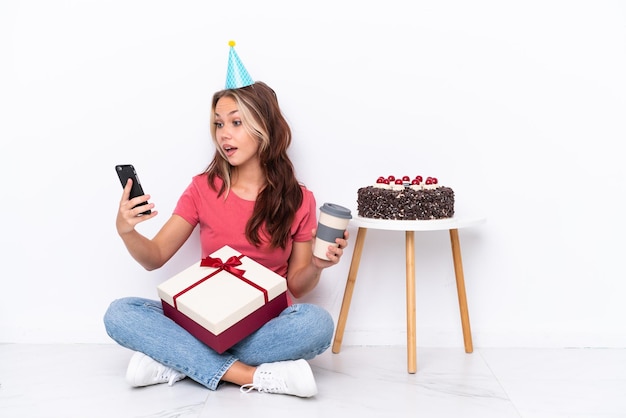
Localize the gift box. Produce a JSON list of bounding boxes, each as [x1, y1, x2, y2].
[[157, 245, 288, 354]]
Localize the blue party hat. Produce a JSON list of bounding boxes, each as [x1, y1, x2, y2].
[[225, 40, 254, 89]]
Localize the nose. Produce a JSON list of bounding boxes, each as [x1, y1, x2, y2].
[[218, 127, 231, 142]]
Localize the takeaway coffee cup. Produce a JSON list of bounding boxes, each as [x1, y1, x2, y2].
[[313, 203, 352, 260]]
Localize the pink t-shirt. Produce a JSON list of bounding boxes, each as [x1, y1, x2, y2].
[[173, 174, 317, 279]]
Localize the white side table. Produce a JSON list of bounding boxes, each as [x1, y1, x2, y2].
[[331, 214, 486, 373]]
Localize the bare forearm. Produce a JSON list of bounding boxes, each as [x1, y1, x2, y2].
[[288, 261, 323, 299], [119, 230, 165, 271]]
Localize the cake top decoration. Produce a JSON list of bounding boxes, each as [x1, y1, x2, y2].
[[374, 175, 440, 190], [225, 40, 254, 89]]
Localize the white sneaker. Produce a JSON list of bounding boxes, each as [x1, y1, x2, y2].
[[240, 359, 318, 397], [125, 352, 186, 387]]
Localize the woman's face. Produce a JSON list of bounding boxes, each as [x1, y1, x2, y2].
[[214, 96, 260, 168]]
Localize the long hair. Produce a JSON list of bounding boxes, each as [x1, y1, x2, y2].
[[205, 81, 303, 249]]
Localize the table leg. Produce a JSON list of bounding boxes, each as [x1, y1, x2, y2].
[[449, 228, 474, 353], [406, 231, 417, 373], [332, 227, 368, 354]]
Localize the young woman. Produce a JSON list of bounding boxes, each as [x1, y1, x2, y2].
[[104, 81, 349, 398]]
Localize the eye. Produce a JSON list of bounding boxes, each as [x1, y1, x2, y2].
[[232, 120, 242, 127], [214, 122, 224, 128]]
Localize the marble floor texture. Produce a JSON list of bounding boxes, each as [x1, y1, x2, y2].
[[1, 343, 625, 418]]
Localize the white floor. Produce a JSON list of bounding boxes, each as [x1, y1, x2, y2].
[[1, 344, 625, 418]]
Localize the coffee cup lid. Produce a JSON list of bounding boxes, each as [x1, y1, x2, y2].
[[319, 203, 352, 219]]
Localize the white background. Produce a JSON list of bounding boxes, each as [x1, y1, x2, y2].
[[2, 0, 625, 348]]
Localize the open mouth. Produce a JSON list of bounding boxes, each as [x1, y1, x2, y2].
[[223, 146, 237, 157]]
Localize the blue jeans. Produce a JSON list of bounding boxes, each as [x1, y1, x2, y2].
[[103, 297, 334, 390]]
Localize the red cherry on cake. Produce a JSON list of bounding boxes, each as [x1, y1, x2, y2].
[[432, 177, 438, 184], [411, 179, 420, 185], [402, 175, 410, 182], [395, 179, 403, 185], [425, 177, 433, 185], [387, 175, 396, 182], [376, 176, 385, 183], [415, 175, 423, 182], [383, 179, 390, 184]]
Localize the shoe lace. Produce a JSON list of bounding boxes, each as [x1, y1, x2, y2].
[[156, 364, 185, 386], [167, 371, 186, 386], [240, 383, 255, 393], [240, 370, 286, 394]]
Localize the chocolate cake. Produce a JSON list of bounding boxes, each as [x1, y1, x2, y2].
[[357, 175, 454, 220]]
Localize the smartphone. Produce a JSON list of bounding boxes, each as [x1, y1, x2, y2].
[[115, 164, 151, 215]]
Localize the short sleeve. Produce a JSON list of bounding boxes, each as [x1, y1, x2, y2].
[[173, 179, 201, 227]]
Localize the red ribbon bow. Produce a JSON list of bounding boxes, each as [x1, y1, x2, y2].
[[201, 255, 245, 277]]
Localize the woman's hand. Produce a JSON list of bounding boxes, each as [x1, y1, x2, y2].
[[311, 229, 350, 270], [116, 178, 157, 236]]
